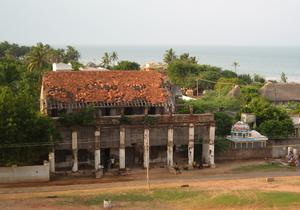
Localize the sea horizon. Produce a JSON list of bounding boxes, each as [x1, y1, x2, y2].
[[62, 45, 300, 82]]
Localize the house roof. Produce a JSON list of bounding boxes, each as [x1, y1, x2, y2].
[[42, 70, 169, 107], [227, 85, 241, 98], [260, 82, 300, 102]]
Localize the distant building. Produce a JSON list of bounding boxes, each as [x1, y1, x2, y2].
[[142, 62, 167, 72], [52, 63, 72, 71], [79, 62, 109, 71], [226, 121, 268, 149], [85, 62, 97, 68], [260, 82, 300, 105], [289, 114, 300, 138]]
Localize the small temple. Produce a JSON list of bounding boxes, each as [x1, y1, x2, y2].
[[226, 121, 268, 149]]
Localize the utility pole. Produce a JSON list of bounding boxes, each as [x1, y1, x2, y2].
[[196, 79, 199, 96], [146, 142, 150, 192], [144, 127, 150, 192], [146, 158, 150, 192]]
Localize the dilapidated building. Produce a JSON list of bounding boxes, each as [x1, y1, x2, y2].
[[40, 70, 215, 173]]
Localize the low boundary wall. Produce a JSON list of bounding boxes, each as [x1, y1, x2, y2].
[[216, 148, 272, 161], [0, 163, 50, 183], [269, 138, 300, 158], [216, 138, 300, 161]]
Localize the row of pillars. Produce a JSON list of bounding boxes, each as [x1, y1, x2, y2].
[[49, 124, 215, 173]]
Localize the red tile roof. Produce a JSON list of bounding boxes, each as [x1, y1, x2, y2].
[[42, 70, 169, 105]]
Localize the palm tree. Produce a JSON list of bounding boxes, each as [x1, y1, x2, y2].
[[163, 48, 177, 64], [281, 72, 288, 83], [64, 46, 80, 62], [101, 52, 112, 69], [232, 61, 240, 73], [0, 63, 19, 90], [26, 43, 51, 72], [111, 51, 118, 65]]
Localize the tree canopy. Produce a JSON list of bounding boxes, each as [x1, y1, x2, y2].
[[0, 87, 59, 166], [112, 60, 140, 70], [163, 48, 177, 64], [0, 42, 84, 165]]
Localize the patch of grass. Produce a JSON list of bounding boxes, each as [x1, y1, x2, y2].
[[232, 162, 292, 173], [212, 191, 253, 207], [211, 191, 300, 208], [57, 188, 300, 209], [151, 188, 201, 201], [257, 191, 300, 207], [58, 188, 203, 206]]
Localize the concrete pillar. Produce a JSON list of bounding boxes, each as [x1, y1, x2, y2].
[[49, 150, 55, 173], [144, 127, 150, 168], [209, 126, 215, 168], [188, 123, 194, 168], [293, 148, 298, 159], [94, 129, 101, 170], [288, 146, 293, 154], [144, 107, 149, 115], [72, 131, 78, 172], [287, 146, 293, 159], [119, 127, 126, 169], [167, 127, 174, 167]]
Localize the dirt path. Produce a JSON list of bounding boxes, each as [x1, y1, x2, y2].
[[1, 169, 300, 199], [1, 175, 300, 210], [1, 160, 300, 210]]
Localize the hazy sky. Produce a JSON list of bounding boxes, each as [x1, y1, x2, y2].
[[0, 0, 299, 46]]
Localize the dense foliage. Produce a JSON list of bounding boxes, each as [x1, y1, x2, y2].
[[112, 60, 140, 70], [178, 92, 240, 114], [0, 87, 59, 166], [240, 88, 294, 138], [214, 112, 234, 136], [167, 58, 264, 93], [0, 41, 84, 165], [58, 107, 96, 126], [259, 119, 294, 139]]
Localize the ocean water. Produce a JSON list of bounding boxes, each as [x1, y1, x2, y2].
[[75, 45, 300, 82]]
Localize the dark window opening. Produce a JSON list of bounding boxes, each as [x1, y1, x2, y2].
[[148, 107, 156, 115], [78, 149, 90, 162], [55, 150, 72, 163], [134, 107, 145, 115], [50, 109, 67, 117], [124, 107, 134, 115], [102, 108, 111, 116]]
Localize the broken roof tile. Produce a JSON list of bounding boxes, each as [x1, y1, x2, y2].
[[42, 70, 169, 105]]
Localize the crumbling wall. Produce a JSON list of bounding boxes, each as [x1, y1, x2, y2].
[[101, 127, 120, 148], [269, 138, 300, 158]]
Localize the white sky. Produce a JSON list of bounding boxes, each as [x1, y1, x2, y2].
[[0, 0, 299, 46]]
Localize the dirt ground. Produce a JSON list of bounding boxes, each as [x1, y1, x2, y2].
[[1, 160, 300, 210]]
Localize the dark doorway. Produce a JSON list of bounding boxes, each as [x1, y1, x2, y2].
[[173, 144, 188, 165], [194, 143, 202, 165], [101, 148, 110, 169], [78, 149, 93, 169], [124, 107, 134, 115], [125, 147, 135, 166]]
